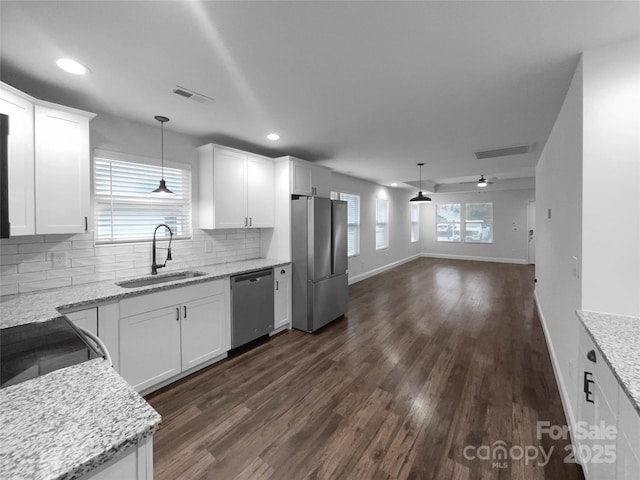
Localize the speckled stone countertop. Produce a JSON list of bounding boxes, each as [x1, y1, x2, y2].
[[577, 310, 640, 415], [1, 258, 289, 328], [0, 257, 288, 479], [0, 359, 161, 480]]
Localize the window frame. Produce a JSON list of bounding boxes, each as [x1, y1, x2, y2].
[[375, 197, 389, 250], [93, 149, 193, 245], [464, 202, 493, 244], [436, 203, 461, 243], [331, 191, 360, 257], [410, 203, 420, 243]]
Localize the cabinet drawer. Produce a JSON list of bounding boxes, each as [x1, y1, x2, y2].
[[120, 279, 226, 318]]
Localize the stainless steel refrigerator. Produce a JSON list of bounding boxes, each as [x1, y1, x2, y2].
[[291, 196, 348, 332]]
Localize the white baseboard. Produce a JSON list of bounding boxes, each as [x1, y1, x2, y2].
[[348, 254, 421, 285], [534, 290, 579, 455], [420, 252, 528, 264]]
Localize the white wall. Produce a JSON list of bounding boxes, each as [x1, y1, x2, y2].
[[420, 189, 535, 263], [535, 58, 584, 428], [581, 38, 640, 316], [330, 173, 422, 283]]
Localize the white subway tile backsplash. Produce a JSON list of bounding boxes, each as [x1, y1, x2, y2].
[[1, 284, 19, 295], [20, 278, 71, 293], [0, 245, 18, 255], [0, 228, 262, 296], [47, 266, 95, 279], [0, 252, 46, 266], [18, 242, 72, 254], [72, 272, 116, 286], [71, 256, 116, 267], [18, 261, 52, 273]]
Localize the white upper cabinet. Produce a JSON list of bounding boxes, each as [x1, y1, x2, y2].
[[1, 84, 35, 236], [198, 144, 274, 229], [34, 104, 92, 234], [0, 82, 94, 236], [290, 157, 330, 197]]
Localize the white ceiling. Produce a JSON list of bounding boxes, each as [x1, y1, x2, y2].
[[1, 1, 639, 192]]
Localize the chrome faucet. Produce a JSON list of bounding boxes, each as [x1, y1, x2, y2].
[[151, 224, 173, 275]]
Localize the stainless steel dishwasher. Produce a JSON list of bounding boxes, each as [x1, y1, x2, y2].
[[230, 268, 274, 348]]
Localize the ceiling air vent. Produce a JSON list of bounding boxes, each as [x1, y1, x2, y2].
[[172, 86, 214, 105], [474, 144, 530, 160]]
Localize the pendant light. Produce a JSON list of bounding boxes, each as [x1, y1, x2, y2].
[[152, 115, 173, 195], [409, 163, 432, 203], [477, 175, 488, 187]]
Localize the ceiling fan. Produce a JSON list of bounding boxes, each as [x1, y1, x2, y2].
[[458, 174, 494, 187]]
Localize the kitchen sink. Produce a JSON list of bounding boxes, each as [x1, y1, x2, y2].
[[116, 271, 207, 289]]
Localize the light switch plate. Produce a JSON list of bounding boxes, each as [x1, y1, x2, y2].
[[52, 251, 67, 268]]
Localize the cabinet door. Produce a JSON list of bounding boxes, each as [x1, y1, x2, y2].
[[212, 148, 246, 228], [120, 306, 181, 392], [181, 294, 229, 370], [274, 265, 292, 329], [65, 308, 98, 336], [291, 160, 313, 196], [0, 86, 35, 236], [247, 155, 274, 227], [311, 166, 331, 197], [617, 394, 640, 480], [34, 106, 90, 234]]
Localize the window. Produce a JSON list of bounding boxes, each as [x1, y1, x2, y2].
[[94, 150, 192, 244], [375, 198, 389, 250], [410, 203, 419, 242], [436, 203, 461, 242], [465, 202, 493, 243], [331, 191, 360, 256]]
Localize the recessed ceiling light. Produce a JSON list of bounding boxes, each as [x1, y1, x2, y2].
[[267, 133, 280, 141], [56, 58, 88, 75]]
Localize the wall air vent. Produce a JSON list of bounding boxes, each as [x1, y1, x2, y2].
[[172, 86, 214, 105], [474, 144, 531, 160]]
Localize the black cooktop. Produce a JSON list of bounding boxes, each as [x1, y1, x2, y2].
[[0, 317, 100, 389]]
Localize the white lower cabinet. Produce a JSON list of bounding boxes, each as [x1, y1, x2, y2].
[[578, 322, 640, 480], [81, 436, 153, 480], [119, 280, 230, 393], [121, 306, 182, 392], [273, 264, 292, 330]]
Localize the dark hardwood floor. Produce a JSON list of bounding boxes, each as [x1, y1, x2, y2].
[[146, 258, 584, 480]]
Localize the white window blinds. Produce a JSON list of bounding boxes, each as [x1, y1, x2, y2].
[[94, 152, 192, 244]]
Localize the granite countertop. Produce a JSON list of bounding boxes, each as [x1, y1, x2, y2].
[[577, 310, 640, 415], [0, 359, 161, 480], [1, 258, 289, 329], [0, 257, 289, 479]]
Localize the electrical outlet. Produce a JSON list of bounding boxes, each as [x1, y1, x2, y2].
[[52, 251, 67, 268]]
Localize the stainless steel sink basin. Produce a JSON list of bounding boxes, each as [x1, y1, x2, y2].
[[116, 271, 207, 289]]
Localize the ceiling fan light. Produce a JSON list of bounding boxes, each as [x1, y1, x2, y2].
[[477, 175, 488, 187]]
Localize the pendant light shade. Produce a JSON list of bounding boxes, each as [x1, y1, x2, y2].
[[152, 115, 173, 195], [409, 163, 432, 203], [477, 175, 488, 188]]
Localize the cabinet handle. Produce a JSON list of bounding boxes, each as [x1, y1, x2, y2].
[[84, 216, 88, 231], [587, 350, 596, 363], [249, 217, 252, 227], [276, 280, 279, 291], [183, 305, 187, 319], [176, 307, 180, 321], [244, 217, 248, 227], [280, 269, 286, 274], [584, 371, 594, 404]]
